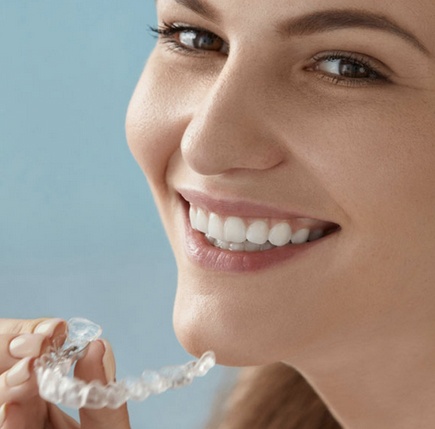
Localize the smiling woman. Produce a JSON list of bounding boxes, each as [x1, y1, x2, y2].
[[2, 0, 435, 427], [127, 0, 435, 427]]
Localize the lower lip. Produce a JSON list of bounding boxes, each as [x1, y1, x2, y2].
[[181, 204, 338, 273]]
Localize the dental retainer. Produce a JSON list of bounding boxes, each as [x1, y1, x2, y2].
[[34, 318, 216, 409]]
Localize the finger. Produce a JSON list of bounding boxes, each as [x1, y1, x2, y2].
[[0, 396, 79, 429], [1, 403, 27, 429], [75, 340, 131, 429], [0, 334, 49, 374], [0, 403, 6, 427], [0, 319, 46, 335], [0, 357, 39, 405], [0, 318, 66, 346], [2, 401, 50, 429], [47, 403, 80, 429], [0, 319, 66, 373], [0, 318, 53, 335]]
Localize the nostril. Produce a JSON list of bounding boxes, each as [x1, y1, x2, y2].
[[180, 113, 285, 176]]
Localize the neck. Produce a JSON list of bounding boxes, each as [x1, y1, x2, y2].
[[289, 324, 435, 429]]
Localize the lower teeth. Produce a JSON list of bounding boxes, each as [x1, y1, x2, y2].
[[206, 235, 277, 252]]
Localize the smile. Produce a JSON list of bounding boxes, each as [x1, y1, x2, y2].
[[189, 205, 337, 252], [178, 190, 340, 272]]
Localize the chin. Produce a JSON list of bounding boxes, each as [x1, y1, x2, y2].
[[172, 276, 297, 367], [173, 311, 269, 367]]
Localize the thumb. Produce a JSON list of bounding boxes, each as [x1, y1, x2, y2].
[[74, 339, 130, 429]]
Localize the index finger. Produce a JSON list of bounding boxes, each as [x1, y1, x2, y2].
[[0, 319, 65, 337]]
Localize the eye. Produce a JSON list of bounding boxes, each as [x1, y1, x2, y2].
[[179, 29, 225, 52], [316, 58, 377, 79], [308, 52, 391, 86], [149, 22, 229, 55]]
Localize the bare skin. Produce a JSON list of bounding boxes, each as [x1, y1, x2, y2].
[[126, 0, 435, 428], [0, 318, 130, 429]]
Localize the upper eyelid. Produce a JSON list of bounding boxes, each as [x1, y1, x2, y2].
[[152, 21, 229, 43], [150, 22, 217, 36], [152, 22, 230, 51]]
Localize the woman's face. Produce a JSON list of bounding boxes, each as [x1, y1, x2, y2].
[[126, 0, 435, 366]]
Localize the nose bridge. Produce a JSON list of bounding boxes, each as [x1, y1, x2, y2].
[[180, 56, 284, 176]]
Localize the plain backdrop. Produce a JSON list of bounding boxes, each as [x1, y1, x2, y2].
[[0, 2, 234, 428]]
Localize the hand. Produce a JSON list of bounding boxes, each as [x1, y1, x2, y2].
[[0, 318, 131, 429]]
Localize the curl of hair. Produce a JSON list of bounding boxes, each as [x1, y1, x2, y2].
[[206, 363, 342, 429]]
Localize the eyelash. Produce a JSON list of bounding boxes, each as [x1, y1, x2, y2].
[[148, 22, 391, 87], [149, 22, 227, 56], [308, 52, 390, 87]]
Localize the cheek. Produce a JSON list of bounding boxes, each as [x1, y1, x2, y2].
[[125, 51, 222, 192], [298, 95, 435, 232], [125, 55, 188, 193], [301, 95, 435, 290]]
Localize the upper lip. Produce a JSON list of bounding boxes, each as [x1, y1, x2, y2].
[[177, 188, 339, 224]]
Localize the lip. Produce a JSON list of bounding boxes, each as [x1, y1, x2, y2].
[[178, 192, 340, 273], [177, 188, 336, 221]]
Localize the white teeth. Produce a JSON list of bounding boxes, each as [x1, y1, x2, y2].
[[215, 239, 230, 250], [190, 206, 330, 251], [244, 242, 262, 252], [229, 242, 245, 251], [224, 217, 246, 243], [208, 213, 224, 241], [292, 228, 310, 244], [268, 223, 292, 246], [246, 221, 269, 245], [260, 242, 275, 251], [189, 206, 197, 230], [196, 208, 208, 234]]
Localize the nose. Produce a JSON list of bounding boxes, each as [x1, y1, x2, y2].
[[180, 58, 285, 176]]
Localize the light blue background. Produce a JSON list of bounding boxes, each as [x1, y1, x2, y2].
[[0, 2, 233, 428]]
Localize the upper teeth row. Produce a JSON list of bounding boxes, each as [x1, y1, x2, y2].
[[189, 205, 326, 247]]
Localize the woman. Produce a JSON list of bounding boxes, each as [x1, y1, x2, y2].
[[2, 0, 435, 427]]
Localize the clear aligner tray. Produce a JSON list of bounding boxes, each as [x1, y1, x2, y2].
[[34, 318, 216, 409]]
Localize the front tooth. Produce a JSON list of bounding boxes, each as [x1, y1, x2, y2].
[[196, 209, 208, 233], [268, 223, 292, 246], [292, 228, 310, 244], [224, 217, 246, 243], [208, 213, 224, 240], [189, 206, 197, 230], [246, 221, 269, 245]]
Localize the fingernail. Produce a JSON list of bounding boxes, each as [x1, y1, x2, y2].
[[5, 357, 32, 387], [9, 334, 45, 359], [34, 318, 66, 337], [101, 340, 116, 383], [0, 403, 6, 427]]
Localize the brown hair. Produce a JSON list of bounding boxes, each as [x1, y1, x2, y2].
[[206, 363, 342, 429]]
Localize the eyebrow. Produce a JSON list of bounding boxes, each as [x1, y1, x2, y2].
[[165, 0, 430, 56], [283, 9, 429, 55], [173, 0, 217, 21]]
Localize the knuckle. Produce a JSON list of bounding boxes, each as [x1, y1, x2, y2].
[[0, 319, 47, 336], [20, 319, 47, 335]]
